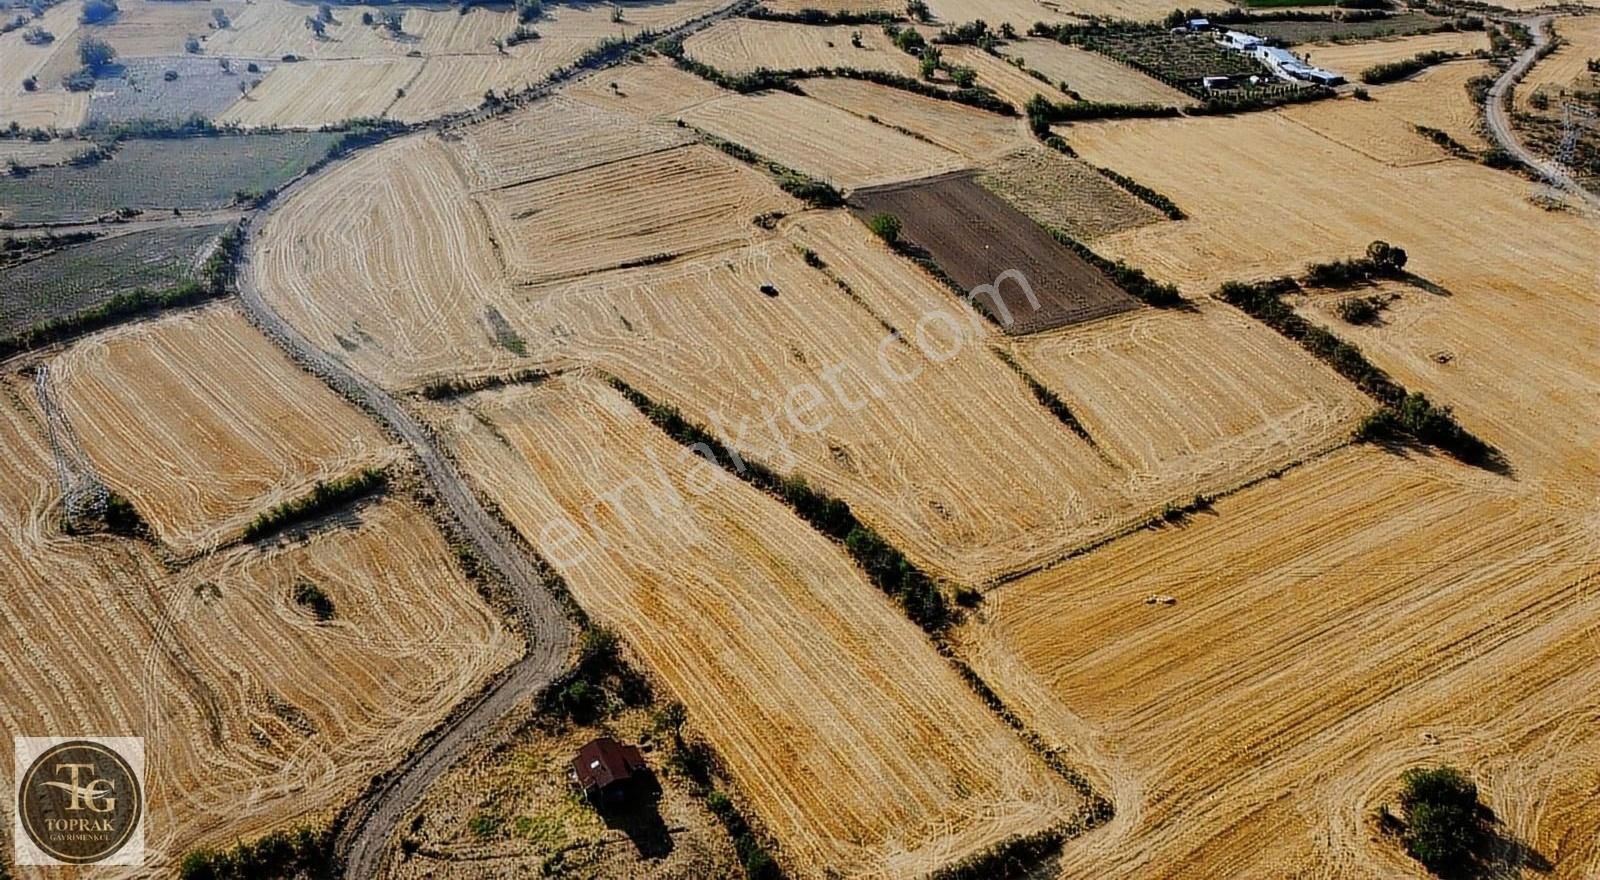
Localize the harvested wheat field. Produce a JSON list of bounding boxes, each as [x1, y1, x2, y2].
[[681, 91, 967, 189], [204, 0, 509, 60], [1283, 60, 1494, 166], [0, 375, 518, 871], [0, 1, 88, 129], [963, 445, 1600, 878], [1518, 15, 1600, 110], [1297, 30, 1489, 74], [564, 56, 731, 117], [939, 45, 1066, 111], [977, 146, 1166, 241], [46, 305, 397, 554], [387, 44, 595, 122], [254, 134, 525, 390], [476, 144, 798, 284], [762, 0, 902, 11], [924, 0, 1074, 27], [489, 216, 1136, 584], [799, 77, 1031, 160], [851, 172, 1140, 333], [1067, 112, 1600, 484], [219, 57, 422, 127], [682, 17, 918, 75], [447, 94, 693, 190], [999, 38, 1192, 106], [1006, 299, 1369, 490], [433, 375, 1084, 878]]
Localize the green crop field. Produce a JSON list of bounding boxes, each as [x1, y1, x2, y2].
[[0, 133, 338, 224], [0, 224, 225, 338]]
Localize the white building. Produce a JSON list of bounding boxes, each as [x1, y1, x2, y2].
[[1253, 44, 1344, 85], [1220, 30, 1263, 51]]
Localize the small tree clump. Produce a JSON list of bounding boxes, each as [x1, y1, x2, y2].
[[79, 0, 117, 25], [78, 36, 116, 70], [866, 211, 902, 243], [1394, 765, 1484, 875]]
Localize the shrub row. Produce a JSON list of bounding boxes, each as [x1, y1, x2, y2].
[[179, 827, 337, 880], [1035, 129, 1187, 219], [1025, 93, 1180, 131], [746, 5, 897, 24], [1216, 279, 1495, 466], [1045, 226, 1184, 306], [0, 224, 243, 359], [606, 378, 953, 633], [993, 349, 1096, 442], [0, 230, 98, 267], [241, 466, 388, 542], [705, 790, 785, 879], [418, 368, 550, 399], [1187, 84, 1334, 114], [699, 132, 844, 206], [1360, 49, 1461, 84]]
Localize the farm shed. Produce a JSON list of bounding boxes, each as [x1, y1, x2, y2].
[[571, 737, 649, 800]]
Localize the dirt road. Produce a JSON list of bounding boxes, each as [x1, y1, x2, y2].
[[230, 2, 758, 875], [234, 242, 576, 877], [1484, 14, 1600, 211]]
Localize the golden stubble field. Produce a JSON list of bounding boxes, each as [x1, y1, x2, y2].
[[999, 38, 1191, 106], [427, 374, 1084, 879], [682, 17, 919, 75], [0, 373, 519, 875], [1066, 109, 1600, 486], [1281, 60, 1495, 166], [1297, 30, 1490, 73], [961, 446, 1600, 878], [48, 305, 398, 555]]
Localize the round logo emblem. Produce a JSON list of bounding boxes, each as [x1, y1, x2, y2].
[[18, 740, 142, 864]]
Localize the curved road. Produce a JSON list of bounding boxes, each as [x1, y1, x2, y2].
[[1484, 14, 1600, 211], [235, 247, 575, 878], [231, 2, 757, 876]]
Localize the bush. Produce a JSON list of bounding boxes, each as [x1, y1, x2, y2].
[[241, 467, 387, 542], [1361, 50, 1460, 85], [163, 68, 178, 81], [866, 211, 902, 243], [292, 580, 336, 620], [79, 0, 117, 25], [1334, 294, 1388, 324], [179, 827, 336, 880], [21, 75, 37, 91], [1395, 765, 1483, 875], [21, 26, 53, 44], [78, 36, 116, 71], [906, 0, 930, 21]]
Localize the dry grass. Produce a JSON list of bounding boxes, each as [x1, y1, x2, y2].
[[218, 57, 422, 127], [0, 1, 88, 129], [447, 94, 693, 191], [431, 374, 1083, 879], [940, 44, 1057, 110], [1005, 299, 1369, 492], [205, 1, 509, 60], [1066, 111, 1600, 486], [1517, 14, 1600, 111], [924, 0, 1074, 27], [564, 56, 731, 118], [976, 145, 1165, 241], [762, 0, 902, 11], [682, 17, 919, 75], [47, 305, 398, 554], [1297, 30, 1490, 74], [962, 446, 1600, 879], [1282, 60, 1494, 166], [999, 38, 1192, 106], [383, 707, 740, 879], [254, 134, 521, 390], [0, 372, 518, 872], [0, 139, 89, 167], [680, 91, 967, 189], [476, 144, 798, 284], [799, 77, 1032, 161]]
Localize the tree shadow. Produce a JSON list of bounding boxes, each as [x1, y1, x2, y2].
[[1400, 271, 1455, 297], [591, 774, 673, 860]]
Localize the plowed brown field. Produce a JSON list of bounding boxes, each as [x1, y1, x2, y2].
[[850, 172, 1141, 333], [432, 374, 1083, 879], [48, 305, 397, 554]]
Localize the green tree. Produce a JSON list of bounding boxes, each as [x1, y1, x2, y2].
[[919, 45, 941, 80], [78, 35, 115, 70], [79, 0, 116, 24], [949, 65, 976, 87], [867, 212, 902, 243], [1397, 765, 1483, 875]]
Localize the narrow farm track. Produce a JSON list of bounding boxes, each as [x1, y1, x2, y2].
[[1485, 15, 1600, 210], [232, 3, 757, 875]]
